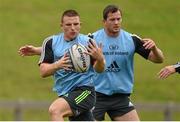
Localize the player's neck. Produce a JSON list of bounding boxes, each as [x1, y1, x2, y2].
[[105, 28, 120, 37], [64, 35, 76, 42]]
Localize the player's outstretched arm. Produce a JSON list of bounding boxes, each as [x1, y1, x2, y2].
[[158, 65, 176, 79], [18, 45, 42, 56], [158, 62, 180, 79], [142, 38, 164, 63]]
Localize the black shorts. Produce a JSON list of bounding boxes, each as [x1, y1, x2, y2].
[[61, 86, 96, 121], [93, 92, 135, 121]]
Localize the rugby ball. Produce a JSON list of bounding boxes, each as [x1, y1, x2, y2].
[[68, 43, 90, 73]]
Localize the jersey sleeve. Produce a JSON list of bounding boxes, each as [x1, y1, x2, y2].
[[132, 34, 151, 59], [176, 67, 180, 74], [174, 62, 180, 73], [39, 36, 54, 65]]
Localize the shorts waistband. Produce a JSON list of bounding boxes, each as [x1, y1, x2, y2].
[[96, 92, 130, 97]]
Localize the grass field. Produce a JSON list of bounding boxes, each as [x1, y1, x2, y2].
[[0, 0, 180, 120]]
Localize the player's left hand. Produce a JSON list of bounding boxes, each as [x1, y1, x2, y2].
[[85, 39, 104, 62], [142, 38, 157, 50]]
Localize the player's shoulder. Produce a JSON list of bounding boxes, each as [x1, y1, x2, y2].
[[78, 33, 90, 40], [130, 33, 142, 40], [78, 33, 88, 38], [41, 35, 54, 47], [76, 33, 90, 45], [43, 35, 53, 42], [125, 32, 142, 45], [50, 33, 65, 44], [89, 28, 105, 41]]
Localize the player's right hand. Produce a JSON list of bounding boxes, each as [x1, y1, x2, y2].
[[55, 53, 72, 71], [158, 65, 176, 79], [18, 45, 39, 56]]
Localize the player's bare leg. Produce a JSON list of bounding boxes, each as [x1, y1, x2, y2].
[[49, 98, 73, 121], [113, 109, 140, 121]]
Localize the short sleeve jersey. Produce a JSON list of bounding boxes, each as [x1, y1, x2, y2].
[[91, 29, 150, 95], [39, 33, 95, 96]]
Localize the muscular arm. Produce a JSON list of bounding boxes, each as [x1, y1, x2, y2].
[[40, 62, 58, 77], [39, 39, 72, 78], [142, 38, 164, 63], [132, 35, 164, 63], [93, 58, 105, 73], [40, 55, 71, 78], [93, 51, 105, 73]]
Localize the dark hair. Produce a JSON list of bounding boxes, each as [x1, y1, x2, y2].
[[103, 5, 122, 20], [61, 9, 80, 22]]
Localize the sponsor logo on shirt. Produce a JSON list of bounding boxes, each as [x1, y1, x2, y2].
[[109, 44, 119, 50], [105, 61, 121, 72]]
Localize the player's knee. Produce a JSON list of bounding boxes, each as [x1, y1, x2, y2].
[[49, 105, 61, 116]]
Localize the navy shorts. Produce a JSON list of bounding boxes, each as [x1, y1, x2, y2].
[[61, 86, 96, 121], [93, 92, 135, 121]]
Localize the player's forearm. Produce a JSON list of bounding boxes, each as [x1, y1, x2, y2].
[[93, 58, 105, 73], [39, 63, 58, 78], [35, 47, 42, 55], [149, 47, 164, 63]]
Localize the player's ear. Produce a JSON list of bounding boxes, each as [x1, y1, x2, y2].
[[60, 23, 63, 30], [102, 19, 107, 26]]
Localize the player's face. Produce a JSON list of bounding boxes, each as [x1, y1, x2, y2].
[[104, 11, 122, 37], [61, 16, 81, 41]]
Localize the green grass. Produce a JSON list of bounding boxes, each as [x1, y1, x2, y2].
[[0, 0, 180, 120]]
